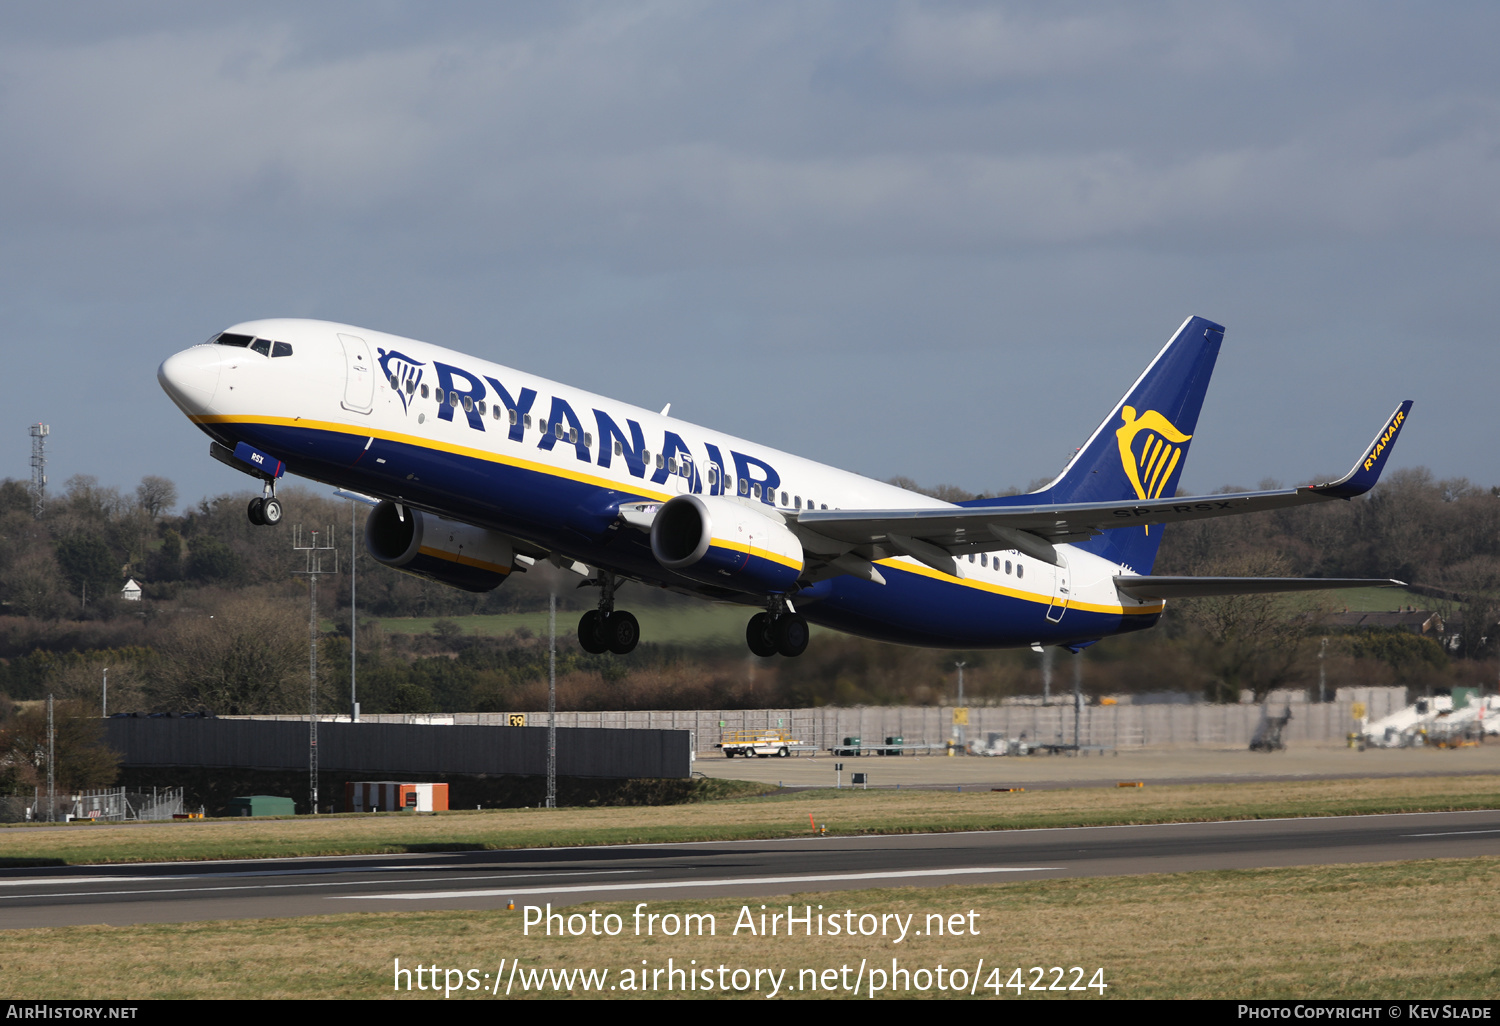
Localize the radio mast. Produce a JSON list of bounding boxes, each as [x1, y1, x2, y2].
[[28, 424, 48, 519]]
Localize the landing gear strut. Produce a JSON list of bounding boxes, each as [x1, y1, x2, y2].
[[747, 596, 808, 658], [577, 571, 639, 655]]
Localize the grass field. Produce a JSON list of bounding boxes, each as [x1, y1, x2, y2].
[[6, 857, 1497, 999], [4, 774, 1498, 868]]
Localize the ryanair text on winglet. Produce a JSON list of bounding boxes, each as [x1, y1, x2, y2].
[[1364, 409, 1405, 472]]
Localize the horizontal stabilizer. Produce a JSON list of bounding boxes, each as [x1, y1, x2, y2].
[[1114, 576, 1405, 600]]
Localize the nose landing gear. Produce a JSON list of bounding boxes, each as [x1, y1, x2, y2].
[[247, 486, 282, 527]]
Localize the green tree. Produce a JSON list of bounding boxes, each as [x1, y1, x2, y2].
[[54, 533, 119, 606], [185, 536, 247, 584]]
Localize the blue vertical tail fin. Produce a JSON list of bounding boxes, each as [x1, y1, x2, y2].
[[965, 315, 1225, 574]]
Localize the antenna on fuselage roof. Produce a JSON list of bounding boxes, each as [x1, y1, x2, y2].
[[660, 403, 671, 417]]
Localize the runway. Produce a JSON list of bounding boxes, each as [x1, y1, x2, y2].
[[3, 809, 1497, 929]]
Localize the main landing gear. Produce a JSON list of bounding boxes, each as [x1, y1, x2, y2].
[[746, 596, 809, 658], [246, 483, 283, 527], [577, 571, 640, 655]]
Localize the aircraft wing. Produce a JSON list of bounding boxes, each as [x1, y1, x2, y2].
[[793, 402, 1412, 573]]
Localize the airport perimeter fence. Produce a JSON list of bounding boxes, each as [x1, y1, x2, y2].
[[0, 787, 184, 823], [242, 688, 1405, 753]]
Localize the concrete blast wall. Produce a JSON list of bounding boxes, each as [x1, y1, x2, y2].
[[105, 718, 693, 779]]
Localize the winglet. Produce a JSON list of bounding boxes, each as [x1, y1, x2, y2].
[[1309, 401, 1413, 499]]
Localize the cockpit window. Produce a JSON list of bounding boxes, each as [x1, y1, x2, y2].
[[271, 341, 293, 357], [250, 338, 271, 357], [213, 333, 254, 348]]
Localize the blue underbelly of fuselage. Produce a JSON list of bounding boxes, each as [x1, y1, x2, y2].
[[207, 420, 1157, 650]]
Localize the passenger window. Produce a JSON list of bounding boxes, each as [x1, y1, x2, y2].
[[507, 408, 517, 424], [655, 454, 664, 470], [555, 423, 564, 439], [523, 414, 532, 428], [584, 432, 592, 447], [272, 341, 293, 358], [463, 396, 473, 413], [794, 496, 801, 509], [1005, 560, 1012, 574], [420, 384, 429, 399], [250, 338, 271, 357], [450, 393, 459, 408], [739, 479, 749, 496], [667, 458, 677, 474], [477, 401, 486, 415], [780, 491, 788, 506], [614, 441, 623, 456], [981, 554, 988, 567], [821, 504, 828, 510], [707, 467, 718, 485], [1017, 563, 1025, 579], [492, 405, 501, 420], [751, 484, 761, 499], [569, 428, 578, 444], [405, 379, 415, 394], [389, 374, 399, 389]]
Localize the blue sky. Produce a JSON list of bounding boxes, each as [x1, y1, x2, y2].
[[4, 2, 1496, 509]]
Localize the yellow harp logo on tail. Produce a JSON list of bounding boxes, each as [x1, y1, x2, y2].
[[1115, 406, 1192, 533]]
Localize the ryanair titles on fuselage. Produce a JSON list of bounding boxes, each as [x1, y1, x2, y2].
[[375, 346, 785, 504]]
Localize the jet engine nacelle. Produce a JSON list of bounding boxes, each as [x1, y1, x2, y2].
[[365, 500, 514, 593], [650, 494, 803, 595]]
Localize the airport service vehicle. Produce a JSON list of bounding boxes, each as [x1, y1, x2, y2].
[[718, 730, 800, 759], [158, 315, 1409, 658]]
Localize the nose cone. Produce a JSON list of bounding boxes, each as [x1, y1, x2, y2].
[[158, 346, 223, 415]]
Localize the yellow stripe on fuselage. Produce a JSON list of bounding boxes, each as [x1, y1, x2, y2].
[[191, 413, 678, 502], [199, 414, 1160, 614], [872, 557, 1164, 616]]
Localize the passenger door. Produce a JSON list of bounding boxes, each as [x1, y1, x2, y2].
[[338, 333, 374, 414]]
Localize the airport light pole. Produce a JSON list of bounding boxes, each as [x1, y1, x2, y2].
[[954, 660, 966, 748], [1318, 637, 1328, 703], [546, 593, 557, 809], [350, 498, 358, 722], [46, 694, 54, 823], [292, 526, 338, 815]]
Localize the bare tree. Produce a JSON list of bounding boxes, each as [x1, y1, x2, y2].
[[1, 700, 120, 792], [135, 476, 178, 521], [148, 594, 310, 713], [1174, 554, 1320, 703]]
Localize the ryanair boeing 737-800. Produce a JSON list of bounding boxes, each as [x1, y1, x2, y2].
[[157, 315, 1409, 658]]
